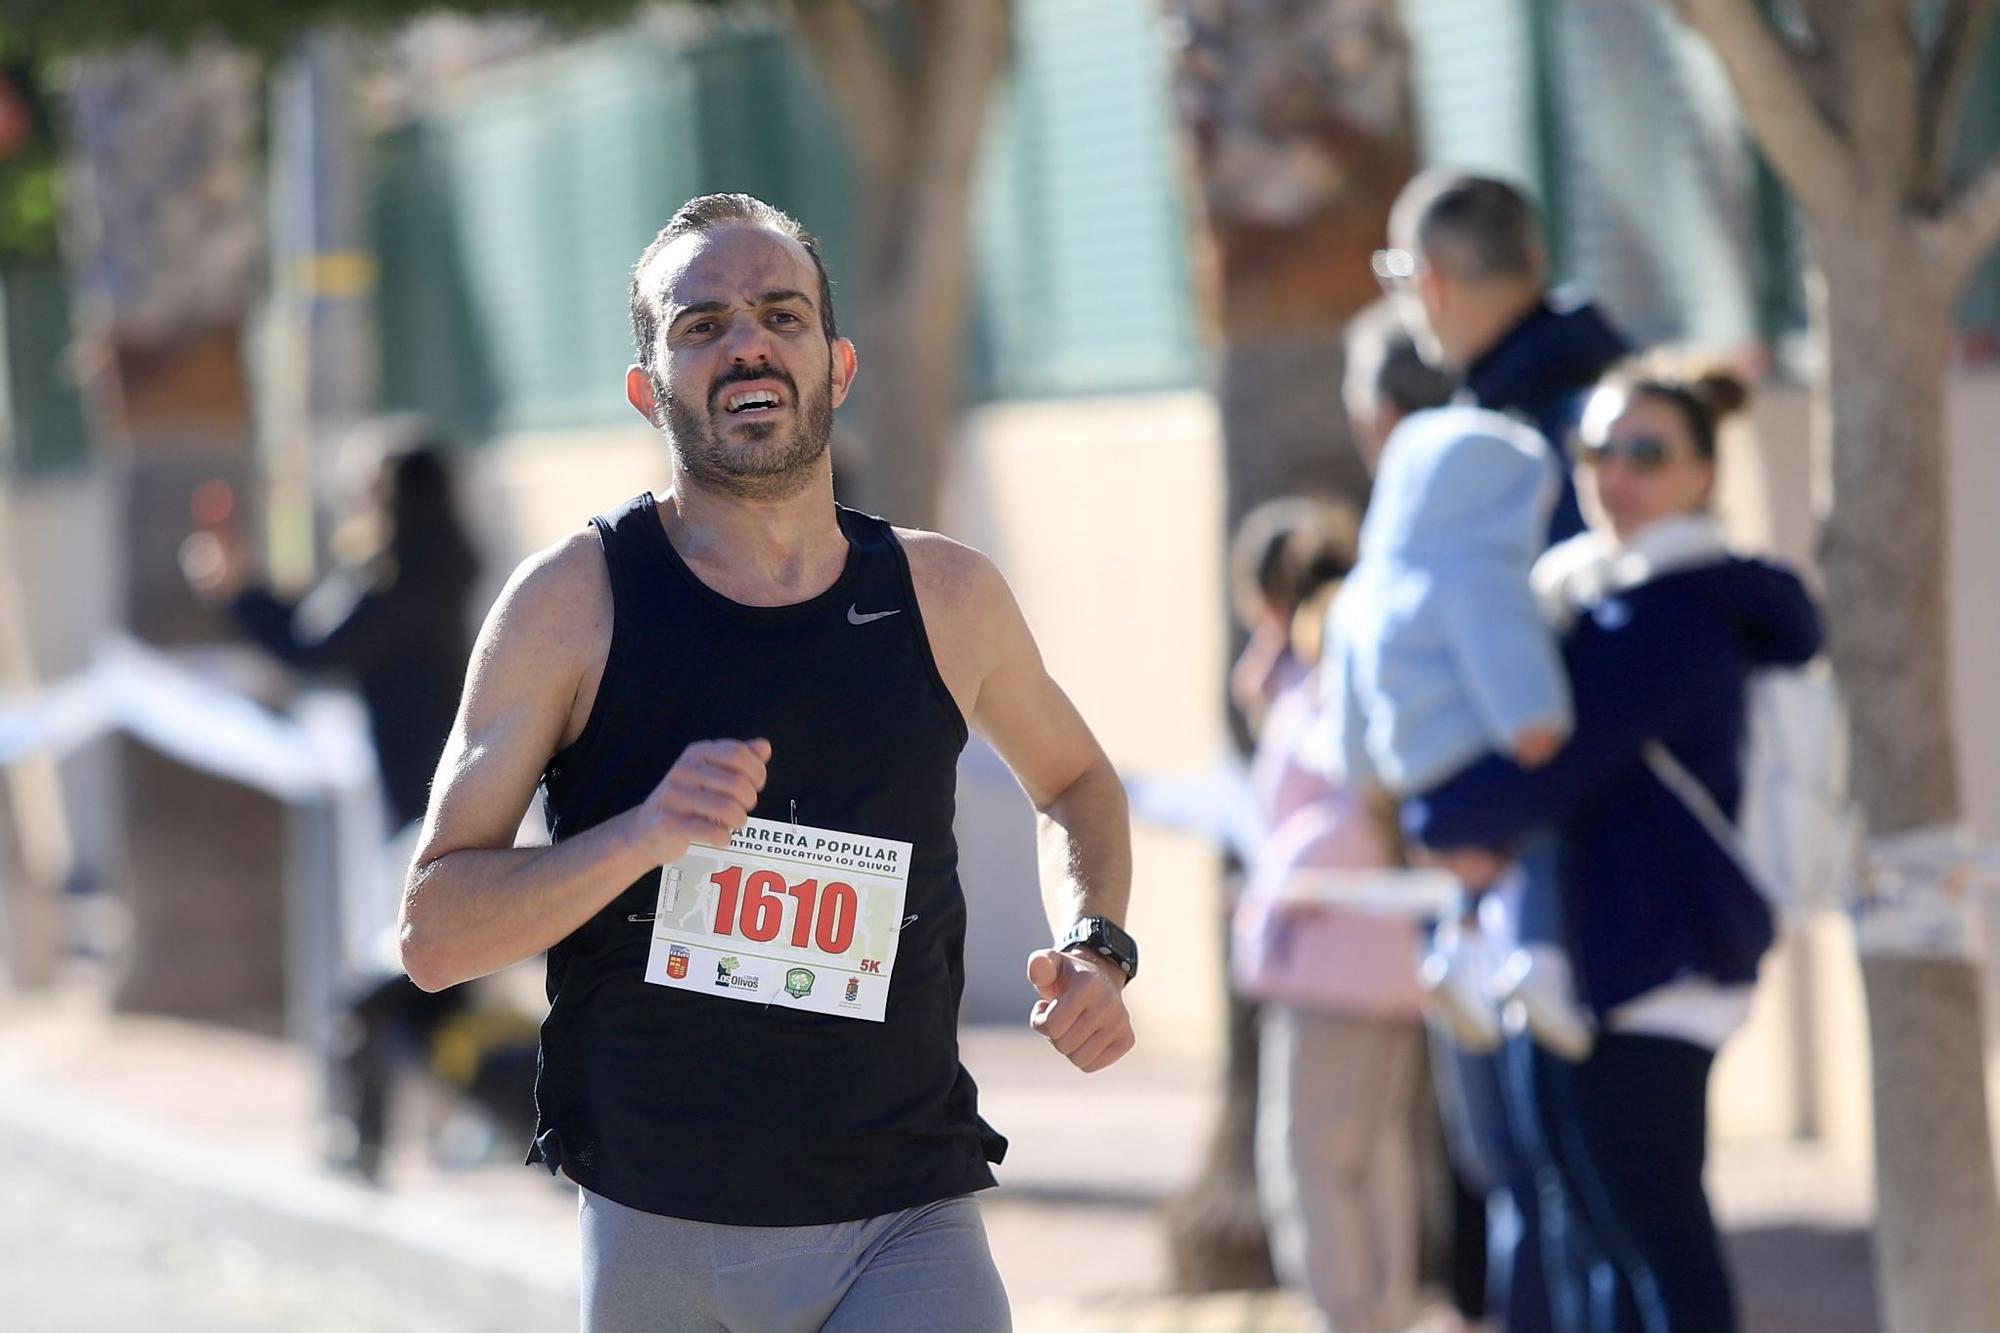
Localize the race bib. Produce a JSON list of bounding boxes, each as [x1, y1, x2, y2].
[[643, 817, 911, 1022]]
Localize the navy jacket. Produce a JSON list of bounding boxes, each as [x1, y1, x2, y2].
[[1403, 556, 1822, 1012], [1466, 291, 1630, 545]]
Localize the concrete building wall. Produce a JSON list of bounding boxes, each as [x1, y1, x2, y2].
[[943, 394, 1231, 1062]]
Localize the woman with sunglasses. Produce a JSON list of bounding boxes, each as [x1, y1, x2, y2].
[[1400, 359, 1822, 1332]]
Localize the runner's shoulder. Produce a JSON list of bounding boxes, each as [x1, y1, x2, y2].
[[892, 526, 1011, 621], [479, 527, 614, 670]]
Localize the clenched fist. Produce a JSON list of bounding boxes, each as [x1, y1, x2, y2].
[[1026, 946, 1135, 1073], [628, 738, 772, 864]]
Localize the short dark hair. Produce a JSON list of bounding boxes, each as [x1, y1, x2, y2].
[[1392, 170, 1545, 284], [628, 193, 838, 374], [1344, 299, 1457, 417]]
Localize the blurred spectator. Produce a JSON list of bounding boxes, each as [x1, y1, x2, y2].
[[1322, 395, 1579, 1054], [1228, 498, 1355, 737], [1226, 313, 1458, 1333], [1368, 173, 1627, 1332], [181, 420, 488, 1180], [1330, 305, 1549, 1333], [1375, 171, 1629, 545], [1237, 572, 1429, 1333], [1405, 361, 1822, 1332], [1339, 300, 1460, 473], [1343, 305, 1494, 1328], [186, 434, 479, 828]]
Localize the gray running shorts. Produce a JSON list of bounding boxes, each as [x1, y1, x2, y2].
[[578, 1185, 1012, 1332]]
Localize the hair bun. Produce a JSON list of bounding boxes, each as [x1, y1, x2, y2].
[[1687, 368, 1750, 421]]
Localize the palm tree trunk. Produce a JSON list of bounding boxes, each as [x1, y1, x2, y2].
[[1163, 0, 1418, 1291], [63, 41, 287, 1028]]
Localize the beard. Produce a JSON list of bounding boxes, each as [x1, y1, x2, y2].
[[661, 363, 835, 502]]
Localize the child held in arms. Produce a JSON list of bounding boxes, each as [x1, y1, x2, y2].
[[1324, 404, 1593, 1059]]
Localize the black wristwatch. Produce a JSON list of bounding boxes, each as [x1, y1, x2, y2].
[[1059, 916, 1139, 983]]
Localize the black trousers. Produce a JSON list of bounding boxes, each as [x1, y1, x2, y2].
[[1434, 1034, 1552, 1332], [1523, 1033, 1737, 1333], [327, 974, 470, 1175]]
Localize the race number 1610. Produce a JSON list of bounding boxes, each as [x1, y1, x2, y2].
[[709, 865, 858, 954]]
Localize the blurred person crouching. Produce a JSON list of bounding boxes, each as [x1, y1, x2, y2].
[[180, 419, 526, 1181]]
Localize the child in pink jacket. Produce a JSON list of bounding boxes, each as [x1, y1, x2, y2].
[[1230, 504, 1430, 1333]]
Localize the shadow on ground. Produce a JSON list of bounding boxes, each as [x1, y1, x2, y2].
[[1730, 1224, 1878, 1333]]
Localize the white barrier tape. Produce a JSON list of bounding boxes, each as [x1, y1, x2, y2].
[[1851, 826, 2000, 960], [1122, 760, 1261, 863], [0, 634, 375, 801], [0, 661, 116, 766], [1266, 867, 1464, 917]]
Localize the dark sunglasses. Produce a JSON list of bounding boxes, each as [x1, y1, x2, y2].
[[1575, 434, 1674, 472]]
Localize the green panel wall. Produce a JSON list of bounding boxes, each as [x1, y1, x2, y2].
[[0, 262, 90, 475], [1952, 20, 2000, 348], [970, 0, 1197, 399], [372, 6, 1197, 439], [372, 35, 710, 439], [1405, 0, 1542, 190]]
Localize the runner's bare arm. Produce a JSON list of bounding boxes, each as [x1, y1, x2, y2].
[[399, 534, 769, 992], [905, 532, 1135, 1072]]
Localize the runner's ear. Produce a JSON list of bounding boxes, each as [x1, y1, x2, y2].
[[829, 338, 858, 411], [626, 365, 663, 427]]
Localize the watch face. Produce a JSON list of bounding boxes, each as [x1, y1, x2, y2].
[[1105, 922, 1136, 958], [1063, 918, 1136, 979]]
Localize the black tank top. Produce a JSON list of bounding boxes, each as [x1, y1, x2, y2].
[[529, 494, 1006, 1224]]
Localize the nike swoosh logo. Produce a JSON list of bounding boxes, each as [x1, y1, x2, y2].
[[847, 604, 903, 625]]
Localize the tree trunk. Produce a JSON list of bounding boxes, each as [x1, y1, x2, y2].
[[1163, 0, 1418, 1291], [62, 42, 287, 1029], [1813, 242, 1958, 837], [786, 0, 1010, 531], [1860, 952, 2000, 1332], [1162, 962, 1277, 1291], [0, 492, 73, 991], [1171, 0, 1417, 533], [1815, 235, 2000, 1333], [850, 185, 983, 530]]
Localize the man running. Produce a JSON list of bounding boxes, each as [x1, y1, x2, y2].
[[398, 193, 1138, 1332]]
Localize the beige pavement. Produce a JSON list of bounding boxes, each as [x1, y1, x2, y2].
[[0, 984, 1875, 1331]]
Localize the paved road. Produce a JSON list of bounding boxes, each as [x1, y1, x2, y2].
[[0, 1165, 456, 1333]]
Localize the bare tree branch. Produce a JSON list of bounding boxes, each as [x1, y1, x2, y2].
[[1666, 0, 1854, 219], [1844, 4, 1921, 190], [1921, 0, 2000, 197], [1770, 1, 1857, 130], [1920, 152, 2000, 283], [782, 0, 904, 187]]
